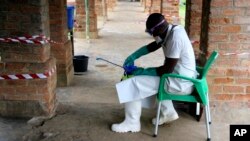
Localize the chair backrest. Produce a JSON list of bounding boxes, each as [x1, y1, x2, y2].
[[200, 51, 219, 79], [194, 51, 218, 104]]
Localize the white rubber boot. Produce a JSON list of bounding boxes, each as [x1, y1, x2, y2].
[[152, 100, 179, 125], [111, 100, 141, 133]]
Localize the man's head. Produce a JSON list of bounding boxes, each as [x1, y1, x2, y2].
[[145, 13, 169, 37]]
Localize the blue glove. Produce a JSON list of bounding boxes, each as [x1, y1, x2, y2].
[[123, 45, 149, 67], [124, 65, 137, 75], [132, 67, 158, 76]]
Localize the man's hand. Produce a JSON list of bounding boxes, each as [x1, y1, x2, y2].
[[124, 65, 137, 75]]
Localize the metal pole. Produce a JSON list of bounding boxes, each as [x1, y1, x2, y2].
[[85, 0, 90, 40], [102, 0, 107, 23], [96, 57, 123, 68]]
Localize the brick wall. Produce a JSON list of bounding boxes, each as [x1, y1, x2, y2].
[[49, 0, 74, 86], [188, 0, 202, 57], [144, 0, 152, 13], [0, 0, 50, 37], [96, 0, 108, 18], [150, 0, 161, 13], [107, 0, 117, 11], [0, 56, 57, 117], [162, 0, 180, 24], [144, 0, 180, 24], [74, 0, 98, 38], [188, 0, 250, 108], [207, 0, 250, 108], [0, 0, 57, 117]]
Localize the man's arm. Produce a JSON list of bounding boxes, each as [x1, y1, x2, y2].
[[131, 57, 178, 76], [155, 57, 178, 76], [146, 41, 162, 53], [123, 41, 161, 67]]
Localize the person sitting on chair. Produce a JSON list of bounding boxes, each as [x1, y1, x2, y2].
[[111, 13, 198, 133]]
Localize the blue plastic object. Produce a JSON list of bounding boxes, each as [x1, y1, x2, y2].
[[67, 6, 75, 30], [124, 65, 137, 75]]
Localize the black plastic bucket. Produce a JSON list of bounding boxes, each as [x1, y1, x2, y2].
[[73, 55, 89, 72]]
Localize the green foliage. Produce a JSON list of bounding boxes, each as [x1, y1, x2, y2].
[[179, 0, 186, 26]]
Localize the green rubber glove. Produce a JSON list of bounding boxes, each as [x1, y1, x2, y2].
[[123, 45, 149, 67], [132, 67, 158, 76]]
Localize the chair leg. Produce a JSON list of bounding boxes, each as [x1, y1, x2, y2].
[[204, 105, 211, 141], [153, 101, 162, 137], [196, 103, 200, 121], [206, 92, 212, 124]]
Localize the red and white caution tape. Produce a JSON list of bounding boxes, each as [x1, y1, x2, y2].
[[219, 52, 250, 56], [0, 35, 49, 45], [0, 34, 64, 45], [197, 49, 250, 56], [0, 66, 56, 80]]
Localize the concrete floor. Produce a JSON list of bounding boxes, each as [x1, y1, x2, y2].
[[1, 1, 249, 141]]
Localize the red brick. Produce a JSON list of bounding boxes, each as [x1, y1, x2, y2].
[[226, 69, 249, 77], [218, 42, 239, 50], [209, 68, 226, 76], [4, 22, 17, 29], [75, 0, 98, 38], [221, 25, 241, 33], [5, 63, 26, 72], [223, 86, 245, 93], [190, 0, 202, 4], [43, 92, 55, 103], [210, 9, 220, 16], [209, 25, 220, 33], [209, 85, 223, 94], [211, 0, 232, 7], [0, 81, 5, 86], [234, 0, 250, 7], [16, 86, 37, 95], [241, 44, 250, 50], [241, 60, 250, 66], [0, 63, 5, 71], [210, 17, 231, 25], [236, 79, 250, 84], [216, 58, 239, 67], [19, 5, 42, 14], [214, 77, 234, 84], [190, 24, 201, 31], [214, 94, 234, 101], [209, 34, 229, 42], [2, 43, 50, 63], [27, 79, 48, 86], [234, 16, 250, 24], [247, 9, 250, 15], [4, 95, 25, 101], [0, 87, 16, 95], [37, 85, 49, 95], [230, 34, 250, 42], [25, 94, 43, 101], [207, 42, 218, 50], [234, 94, 250, 101], [6, 80, 27, 86], [222, 9, 244, 16], [191, 11, 202, 17], [247, 86, 250, 93]]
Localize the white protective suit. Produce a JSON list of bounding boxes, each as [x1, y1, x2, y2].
[[116, 25, 197, 108]]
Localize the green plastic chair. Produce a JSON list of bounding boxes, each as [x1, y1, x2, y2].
[[153, 51, 219, 141]]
